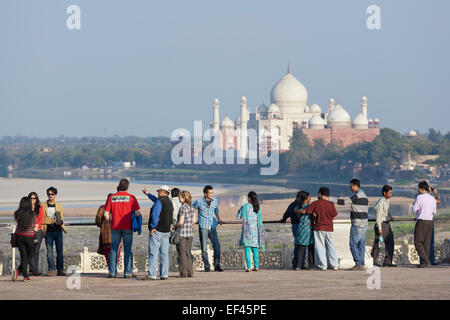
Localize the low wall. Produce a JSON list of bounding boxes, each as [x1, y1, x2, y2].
[[1, 239, 449, 275]]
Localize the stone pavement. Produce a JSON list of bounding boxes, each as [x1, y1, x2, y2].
[[0, 265, 449, 300]]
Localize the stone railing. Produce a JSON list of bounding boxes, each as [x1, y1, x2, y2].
[[2, 239, 449, 275]]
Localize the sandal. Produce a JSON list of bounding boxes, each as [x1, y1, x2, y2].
[[245, 269, 251, 272], [252, 268, 259, 272]]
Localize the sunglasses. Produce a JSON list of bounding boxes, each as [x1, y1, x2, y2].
[[47, 193, 55, 196]]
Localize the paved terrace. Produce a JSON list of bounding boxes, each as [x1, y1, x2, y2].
[[0, 265, 449, 300]]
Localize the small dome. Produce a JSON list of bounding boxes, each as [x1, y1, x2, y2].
[[408, 130, 418, 137], [309, 115, 325, 126], [327, 104, 351, 123], [362, 96, 368, 101], [353, 113, 368, 126], [268, 103, 280, 113], [241, 96, 247, 103], [221, 116, 234, 128], [374, 118, 380, 123], [257, 103, 268, 113], [214, 98, 219, 104], [368, 118, 374, 123], [309, 103, 322, 113]]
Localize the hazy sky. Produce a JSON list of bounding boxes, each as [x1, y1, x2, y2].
[[0, 0, 449, 138]]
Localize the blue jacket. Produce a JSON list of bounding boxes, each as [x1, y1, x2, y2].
[[147, 193, 162, 230], [131, 212, 142, 235]]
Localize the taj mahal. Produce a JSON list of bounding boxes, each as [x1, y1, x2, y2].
[[210, 67, 380, 158]]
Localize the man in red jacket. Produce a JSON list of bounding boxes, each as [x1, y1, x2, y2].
[[305, 187, 339, 271]]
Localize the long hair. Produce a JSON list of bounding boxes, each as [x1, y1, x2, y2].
[[180, 190, 192, 206], [28, 191, 41, 216], [298, 191, 310, 206], [14, 197, 34, 231], [248, 191, 260, 213]]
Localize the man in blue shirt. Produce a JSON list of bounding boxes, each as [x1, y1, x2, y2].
[[193, 185, 224, 272]]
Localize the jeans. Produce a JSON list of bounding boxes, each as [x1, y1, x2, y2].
[[17, 235, 35, 278], [349, 225, 368, 266], [199, 227, 221, 269], [245, 246, 259, 269], [148, 230, 170, 279], [109, 229, 133, 277], [314, 231, 339, 269], [45, 230, 64, 271], [30, 230, 43, 274]]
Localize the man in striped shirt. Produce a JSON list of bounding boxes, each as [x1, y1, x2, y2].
[[192, 185, 224, 272], [333, 179, 369, 271]]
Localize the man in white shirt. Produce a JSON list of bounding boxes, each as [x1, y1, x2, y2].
[[171, 188, 182, 225], [371, 185, 396, 267]]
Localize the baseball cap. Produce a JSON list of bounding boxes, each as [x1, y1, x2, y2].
[[157, 185, 171, 193]]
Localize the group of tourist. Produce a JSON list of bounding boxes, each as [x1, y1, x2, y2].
[[11, 177, 440, 281], [12, 187, 66, 281], [281, 179, 440, 270]]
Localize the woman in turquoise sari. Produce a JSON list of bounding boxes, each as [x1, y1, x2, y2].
[[237, 191, 265, 272], [293, 191, 314, 270]]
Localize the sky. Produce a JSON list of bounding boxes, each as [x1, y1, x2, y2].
[[0, 0, 449, 138]]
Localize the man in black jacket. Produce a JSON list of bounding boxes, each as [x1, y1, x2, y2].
[[144, 185, 174, 280], [280, 191, 303, 270]]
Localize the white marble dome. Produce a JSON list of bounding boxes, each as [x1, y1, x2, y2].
[[268, 103, 280, 113], [353, 113, 369, 128], [221, 116, 234, 128], [309, 103, 321, 113], [408, 129, 418, 137], [309, 115, 325, 129], [327, 104, 351, 122], [270, 71, 308, 114]]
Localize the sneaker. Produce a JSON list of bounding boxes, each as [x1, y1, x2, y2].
[[160, 277, 168, 280], [332, 267, 339, 271], [320, 268, 327, 271], [204, 267, 211, 272], [47, 270, 57, 276], [23, 277, 31, 282], [214, 266, 224, 272], [124, 274, 134, 279], [12, 269, 19, 282], [349, 265, 359, 271]]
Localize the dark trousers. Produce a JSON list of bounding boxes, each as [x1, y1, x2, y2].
[[16, 235, 35, 278], [45, 230, 64, 271], [371, 222, 395, 265], [176, 237, 194, 277], [414, 220, 433, 265], [429, 227, 435, 264], [295, 244, 314, 269], [199, 227, 221, 269], [30, 230, 43, 274]]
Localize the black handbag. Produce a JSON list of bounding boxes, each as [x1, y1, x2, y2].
[[169, 227, 181, 245], [10, 233, 17, 248]]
